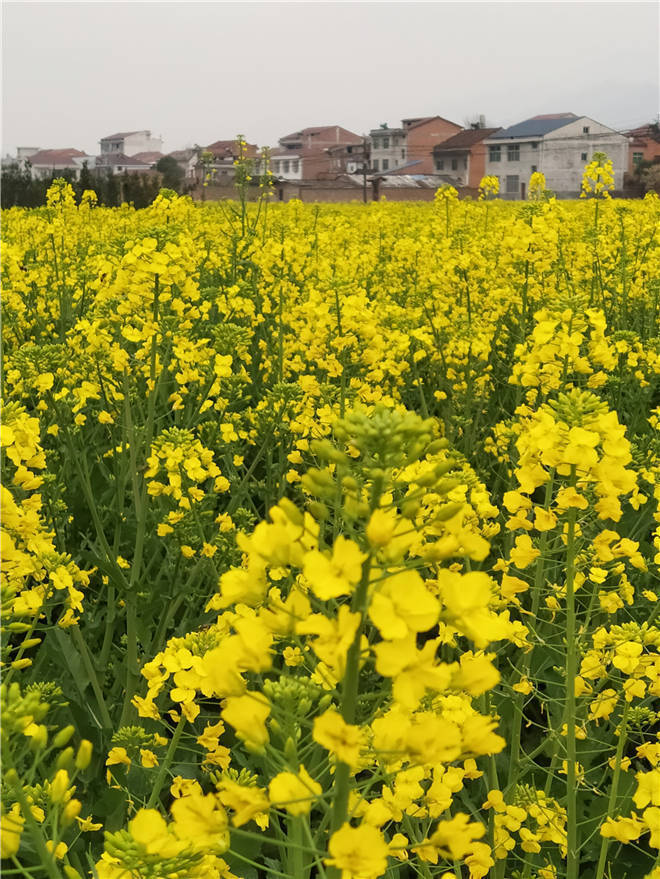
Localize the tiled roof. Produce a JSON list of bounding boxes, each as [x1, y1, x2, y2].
[[404, 115, 461, 130], [433, 128, 502, 151], [130, 151, 163, 164], [279, 126, 362, 144], [100, 131, 145, 141], [206, 140, 258, 158], [28, 149, 87, 165], [490, 114, 578, 139], [627, 124, 660, 143], [168, 149, 197, 161]]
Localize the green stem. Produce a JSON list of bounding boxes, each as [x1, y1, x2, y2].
[[146, 715, 186, 808], [327, 480, 382, 874], [287, 815, 306, 879], [565, 479, 579, 879], [328, 551, 373, 839], [8, 768, 63, 879], [594, 700, 629, 879], [506, 474, 554, 795]]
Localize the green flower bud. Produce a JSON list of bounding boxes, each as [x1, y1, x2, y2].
[[433, 502, 464, 522], [75, 740, 93, 770], [53, 725, 75, 748], [56, 747, 74, 772]]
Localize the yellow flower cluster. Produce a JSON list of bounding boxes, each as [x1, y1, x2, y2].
[[3, 180, 660, 879]]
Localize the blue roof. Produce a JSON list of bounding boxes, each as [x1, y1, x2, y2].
[[490, 114, 578, 140]]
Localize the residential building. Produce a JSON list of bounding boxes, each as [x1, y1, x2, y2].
[[17, 147, 41, 163], [484, 113, 629, 199], [370, 116, 462, 174], [99, 130, 163, 157], [278, 126, 361, 152], [626, 123, 660, 174], [403, 116, 463, 174], [432, 127, 502, 187], [168, 148, 199, 179], [369, 124, 407, 172], [325, 141, 369, 175], [95, 153, 151, 174], [130, 151, 164, 167], [200, 139, 259, 182], [23, 148, 96, 179], [271, 125, 362, 181]]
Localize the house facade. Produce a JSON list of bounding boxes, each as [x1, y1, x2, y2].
[[99, 130, 163, 157], [95, 153, 151, 174], [370, 116, 462, 174], [484, 113, 629, 199], [432, 127, 502, 188], [326, 141, 369, 175], [199, 139, 259, 182], [169, 149, 199, 179], [370, 124, 407, 172], [272, 125, 362, 181], [23, 148, 96, 179], [626, 124, 660, 174]]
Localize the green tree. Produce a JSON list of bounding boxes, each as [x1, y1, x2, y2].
[[155, 155, 184, 192]]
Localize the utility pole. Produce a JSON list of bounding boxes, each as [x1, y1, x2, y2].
[[362, 135, 370, 203]]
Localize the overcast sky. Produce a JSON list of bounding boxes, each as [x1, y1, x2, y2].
[[2, 1, 658, 156]]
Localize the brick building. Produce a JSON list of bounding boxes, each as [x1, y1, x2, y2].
[[432, 127, 502, 187], [627, 124, 660, 174], [271, 125, 362, 181], [371, 116, 462, 174]]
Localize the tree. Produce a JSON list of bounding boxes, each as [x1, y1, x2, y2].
[[76, 161, 96, 199], [155, 155, 184, 192]]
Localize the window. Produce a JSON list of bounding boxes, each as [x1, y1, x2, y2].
[[451, 158, 458, 170], [436, 158, 444, 170], [507, 144, 520, 161], [383, 137, 389, 149], [372, 138, 379, 151], [394, 159, 398, 167], [401, 149, 405, 158], [372, 159, 379, 171], [463, 158, 468, 169], [506, 174, 520, 194], [292, 160, 299, 173], [633, 152, 644, 165], [382, 159, 389, 171], [347, 146, 352, 154], [531, 142, 538, 149], [581, 152, 588, 161], [583, 126, 590, 134], [489, 145, 501, 162], [283, 160, 290, 173]]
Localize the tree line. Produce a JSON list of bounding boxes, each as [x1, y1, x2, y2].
[[1, 156, 190, 209]]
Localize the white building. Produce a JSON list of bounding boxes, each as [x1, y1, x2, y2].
[[20, 148, 96, 179], [370, 123, 408, 172], [484, 113, 629, 199], [99, 130, 163, 157]]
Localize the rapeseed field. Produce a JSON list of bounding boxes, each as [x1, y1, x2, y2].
[[3, 168, 660, 879]]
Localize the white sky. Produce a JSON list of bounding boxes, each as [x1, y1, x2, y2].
[[2, 0, 659, 156]]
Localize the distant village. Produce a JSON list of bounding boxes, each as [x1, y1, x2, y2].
[[3, 111, 660, 202]]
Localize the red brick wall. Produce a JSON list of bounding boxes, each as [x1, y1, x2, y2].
[[407, 118, 463, 174], [468, 143, 488, 188], [629, 139, 660, 174]]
